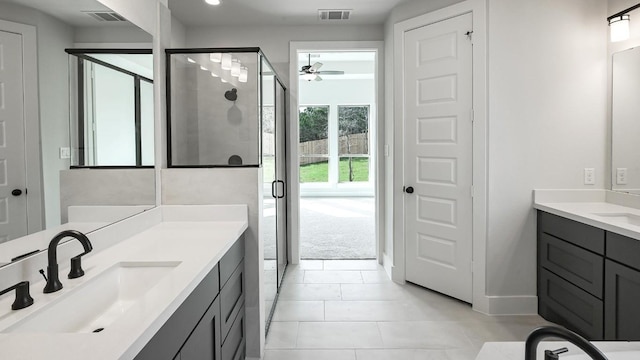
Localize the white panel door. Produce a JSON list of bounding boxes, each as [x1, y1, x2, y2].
[[0, 30, 28, 243], [404, 13, 473, 303]]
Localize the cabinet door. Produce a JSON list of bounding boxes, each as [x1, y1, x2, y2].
[[605, 259, 640, 340], [181, 296, 222, 360]]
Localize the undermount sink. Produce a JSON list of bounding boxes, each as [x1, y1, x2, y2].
[[592, 213, 640, 227], [4, 261, 180, 334], [566, 351, 640, 359]]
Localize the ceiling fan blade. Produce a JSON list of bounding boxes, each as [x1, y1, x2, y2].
[[317, 70, 344, 75], [314, 75, 323, 81], [310, 62, 323, 71]]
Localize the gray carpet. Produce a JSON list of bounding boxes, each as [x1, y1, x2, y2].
[[300, 197, 375, 259]]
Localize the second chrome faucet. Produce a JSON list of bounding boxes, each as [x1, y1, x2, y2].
[[43, 230, 93, 293]]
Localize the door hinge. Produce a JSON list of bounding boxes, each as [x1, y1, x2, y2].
[[470, 185, 474, 197], [470, 108, 475, 122]]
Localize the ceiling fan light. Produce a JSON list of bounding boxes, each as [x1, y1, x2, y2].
[[302, 73, 316, 81], [221, 53, 232, 70]]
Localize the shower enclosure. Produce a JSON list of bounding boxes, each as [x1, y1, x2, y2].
[[166, 48, 288, 334]]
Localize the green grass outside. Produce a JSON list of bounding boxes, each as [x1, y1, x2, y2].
[[300, 157, 369, 183]]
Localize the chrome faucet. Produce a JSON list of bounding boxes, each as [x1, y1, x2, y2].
[[525, 326, 608, 360], [43, 230, 93, 293]]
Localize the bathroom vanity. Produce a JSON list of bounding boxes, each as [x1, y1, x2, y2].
[[534, 190, 640, 341], [0, 205, 248, 360]]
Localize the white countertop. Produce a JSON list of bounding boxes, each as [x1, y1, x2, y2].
[[0, 208, 247, 359], [533, 190, 640, 240], [476, 341, 640, 359]]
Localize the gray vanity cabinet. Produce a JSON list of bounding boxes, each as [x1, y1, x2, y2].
[[604, 232, 640, 340], [537, 211, 605, 339], [180, 296, 222, 359], [537, 211, 640, 341], [135, 236, 245, 360]]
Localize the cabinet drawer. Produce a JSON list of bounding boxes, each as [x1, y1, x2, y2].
[[221, 260, 244, 341], [221, 310, 245, 360], [606, 232, 640, 271], [220, 236, 244, 289], [539, 268, 603, 340], [538, 211, 605, 254], [605, 259, 640, 340], [539, 232, 603, 298]]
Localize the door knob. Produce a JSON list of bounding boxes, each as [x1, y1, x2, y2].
[[404, 186, 414, 194], [11, 189, 23, 196]]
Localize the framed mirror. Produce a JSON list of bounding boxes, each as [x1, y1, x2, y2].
[[612, 47, 640, 194], [0, 0, 156, 266]]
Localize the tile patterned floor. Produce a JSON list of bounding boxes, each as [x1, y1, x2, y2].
[[265, 260, 552, 360]]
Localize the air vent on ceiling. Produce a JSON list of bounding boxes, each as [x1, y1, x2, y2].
[[318, 9, 351, 21], [84, 11, 127, 22]]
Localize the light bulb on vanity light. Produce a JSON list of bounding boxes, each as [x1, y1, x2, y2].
[[210, 53, 222, 63], [221, 53, 232, 70], [231, 59, 241, 77], [239, 67, 248, 82], [610, 14, 630, 42]]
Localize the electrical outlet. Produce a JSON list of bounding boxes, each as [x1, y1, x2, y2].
[[59, 147, 71, 159], [617, 168, 628, 185], [584, 168, 595, 185]]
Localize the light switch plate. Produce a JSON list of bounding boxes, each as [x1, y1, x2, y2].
[[584, 168, 595, 185], [617, 168, 628, 185]]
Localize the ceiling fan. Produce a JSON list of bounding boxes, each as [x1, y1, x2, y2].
[[299, 54, 344, 81]]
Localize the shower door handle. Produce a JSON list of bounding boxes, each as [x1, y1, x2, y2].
[[276, 180, 285, 199], [271, 180, 277, 199]]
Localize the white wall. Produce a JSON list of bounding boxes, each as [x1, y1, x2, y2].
[[486, 0, 607, 301], [0, 2, 74, 229], [186, 25, 384, 87]]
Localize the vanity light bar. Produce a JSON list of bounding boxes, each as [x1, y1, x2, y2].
[[608, 2, 640, 42]]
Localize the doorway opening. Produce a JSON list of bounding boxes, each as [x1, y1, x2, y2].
[[296, 51, 377, 260]]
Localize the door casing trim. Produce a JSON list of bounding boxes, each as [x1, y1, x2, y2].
[[289, 41, 385, 264], [0, 20, 43, 234], [392, 0, 488, 313]]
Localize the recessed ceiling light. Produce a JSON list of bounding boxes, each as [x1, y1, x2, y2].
[[205, 0, 221, 5]]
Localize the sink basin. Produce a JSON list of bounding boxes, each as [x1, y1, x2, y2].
[[566, 351, 640, 359], [4, 261, 180, 333], [592, 213, 640, 227]]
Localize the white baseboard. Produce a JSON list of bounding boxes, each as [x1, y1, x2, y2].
[[479, 295, 538, 315]]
